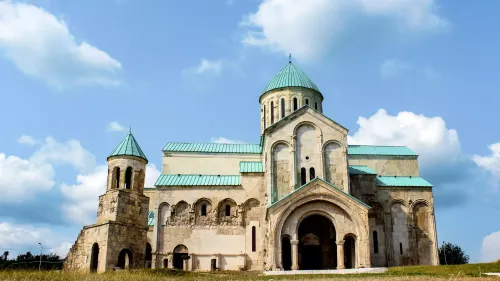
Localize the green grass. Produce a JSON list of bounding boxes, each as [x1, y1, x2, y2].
[[0, 263, 499, 281]]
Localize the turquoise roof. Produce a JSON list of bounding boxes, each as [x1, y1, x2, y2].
[[148, 211, 154, 227], [348, 145, 417, 156], [240, 161, 264, 173], [163, 142, 261, 154], [262, 62, 321, 95], [155, 174, 241, 187], [163, 142, 416, 157], [376, 176, 433, 187], [349, 165, 377, 175], [108, 131, 148, 162]]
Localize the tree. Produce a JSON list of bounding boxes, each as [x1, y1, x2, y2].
[[2, 252, 8, 261], [439, 242, 469, 265]]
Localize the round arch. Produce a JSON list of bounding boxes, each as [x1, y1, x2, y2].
[[117, 248, 133, 269], [293, 121, 323, 137]]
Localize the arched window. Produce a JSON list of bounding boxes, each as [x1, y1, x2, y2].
[[281, 98, 285, 118], [373, 231, 379, 254], [252, 226, 256, 252], [263, 105, 266, 128], [225, 205, 231, 216], [300, 168, 306, 185], [201, 204, 207, 216], [114, 167, 120, 189], [124, 167, 132, 189], [305, 98, 309, 105], [309, 167, 315, 180], [270, 101, 274, 124], [399, 243, 403, 255], [293, 98, 298, 111], [315, 102, 318, 110]]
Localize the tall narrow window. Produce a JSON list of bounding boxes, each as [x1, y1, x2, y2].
[[252, 226, 256, 252], [373, 231, 379, 254], [305, 99, 309, 105], [293, 98, 298, 111], [201, 204, 207, 216], [225, 205, 231, 216], [270, 101, 274, 124], [114, 167, 120, 189], [263, 106, 266, 128], [281, 98, 285, 118], [300, 168, 306, 185], [124, 167, 132, 189], [399, 243, 403, 255], [309, 167, 315, 180], [315, 102, 318, 110]]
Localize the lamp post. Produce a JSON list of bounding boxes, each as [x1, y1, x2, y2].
[[443, 241, 448, 265], [38, 243, 43, 270]]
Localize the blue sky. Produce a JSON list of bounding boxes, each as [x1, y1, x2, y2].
[[1, 0, 500, 262]]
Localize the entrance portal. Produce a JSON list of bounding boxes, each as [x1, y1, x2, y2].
[[298, 215, 336, 269], [173, 245, 188, 270]]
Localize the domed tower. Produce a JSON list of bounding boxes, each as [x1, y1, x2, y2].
[[64, 130, 150, 273], [260, 58, 323, 133]]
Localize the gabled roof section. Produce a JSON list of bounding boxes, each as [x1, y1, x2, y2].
[[108, 130, 148, 162], [376, 176, 433, 187], [155, 174, 241, 187], [163, 142, 261, 154], [348, 145, 417, 156], [240, 161, 264, 173], [349, 165, 377, 175], [269, 177, 370, 209], [262, 62, 321, 96]]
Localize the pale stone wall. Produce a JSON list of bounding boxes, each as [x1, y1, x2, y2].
[[260, 87, 324, 133], [348, 155, 419, 177], [64, 224, 110, 272], [272, 143, 291, 202], [151, 173, 267, 271], [324, 141, 348, 192], [162, 153, 261, 175]]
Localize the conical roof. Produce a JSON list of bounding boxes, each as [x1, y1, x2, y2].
[[262, 62, 321, 95], [108, 130, 148, 162]]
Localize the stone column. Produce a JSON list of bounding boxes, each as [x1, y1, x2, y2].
[[291, 240, 299, 270], [384, 212, 394, 266], [336, 240, 345, 269]]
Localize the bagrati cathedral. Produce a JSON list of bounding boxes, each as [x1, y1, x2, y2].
[[64, 60, 439, 273]]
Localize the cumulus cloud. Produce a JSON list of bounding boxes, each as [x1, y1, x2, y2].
[[189, 59, 223, 75], [0, 1, 122, 89], [107, 121, 126, 132], [210, 137, 247, 144], [348, 109, 474, 207], [241, 0, 449, 61], [473, 143, 500, 186], [17, 135, 37, 146], [481, 231, 500, 262], [60, 163, 161, 225]]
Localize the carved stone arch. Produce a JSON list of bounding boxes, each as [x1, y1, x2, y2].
[[271, 141, 292, 202], [294, 209, 338, 240], [243, 198, 261, 225], [194, 198, 213, 225], [389, 199, 409, 265], [322, 140, 346, 187], [293, 121, 322, 137], [217, 198, 238, 225], [411, 200, 434, 265], [322, 140, 346, 150], [410, 199, 430, 210]]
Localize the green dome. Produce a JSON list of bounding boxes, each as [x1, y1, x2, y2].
[[262, 62, 321, 95], [108, 130, 148, 163]]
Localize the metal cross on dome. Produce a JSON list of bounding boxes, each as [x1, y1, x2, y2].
[[289, 53, 292, 63]]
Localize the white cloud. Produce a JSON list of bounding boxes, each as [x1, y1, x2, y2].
[[194, 59, 223, 75], [0, 153, 55, 202], [210, 137, 247, 144], [61, 163, 161, 225], [107, 121, 126, 132], [0, 1, 122, 89], [49, 242, 72, 257], [481, 231, 500, 262], [473, 143, 500, 185], [241, 0, 449, 61], [379, 59, 413, 78], [349, 109, 460, 167], [17, 135, 37, 146]]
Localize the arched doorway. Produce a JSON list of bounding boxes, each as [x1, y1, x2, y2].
[[145, 243, 152, 268], [173, 245, 188, 270], [281, 237, 291, 270], [344, 235, 356, 269], [117, 249, 133, 269], [298, 215, 336, 269], [90, 243, 99, 272]]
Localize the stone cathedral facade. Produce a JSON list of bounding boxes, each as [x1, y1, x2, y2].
[[64, 61, 439, 273]]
